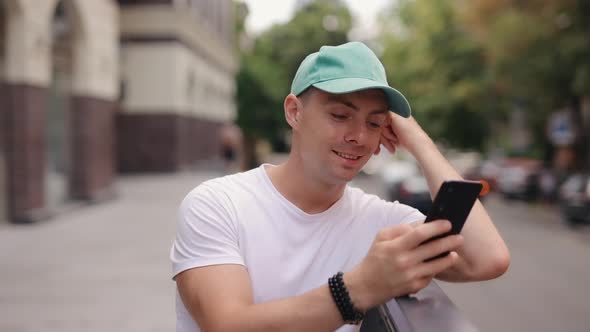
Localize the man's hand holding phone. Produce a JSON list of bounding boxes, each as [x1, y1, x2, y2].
[[343, 219, 464, 311], [421, 180, 483, 261], [344, 180, 483, 309]]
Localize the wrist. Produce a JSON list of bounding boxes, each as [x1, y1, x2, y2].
[[329, 272, 365, 324], [342, 269, 373, 312]]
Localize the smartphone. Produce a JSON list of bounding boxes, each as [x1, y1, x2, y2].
[[422, 180, 483, 261]]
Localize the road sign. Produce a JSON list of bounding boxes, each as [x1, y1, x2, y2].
[[548, 111, 576, 147]]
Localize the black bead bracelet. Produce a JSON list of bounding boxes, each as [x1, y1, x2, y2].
[[328, 272, 365, 325]]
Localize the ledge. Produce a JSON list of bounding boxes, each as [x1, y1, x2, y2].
[[360, 282, 479, 332]]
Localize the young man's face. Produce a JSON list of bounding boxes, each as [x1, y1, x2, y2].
[[294, 88, 389, 184]]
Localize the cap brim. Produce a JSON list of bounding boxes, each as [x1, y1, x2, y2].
[[312, 78, 411, 118]]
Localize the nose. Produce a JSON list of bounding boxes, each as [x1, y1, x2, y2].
[[344, 119, 367, 145]]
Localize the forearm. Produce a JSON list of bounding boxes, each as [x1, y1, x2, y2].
[[199, 285, 345, 332], [408, 134, 510, 281], [409, 136, 462, 191]]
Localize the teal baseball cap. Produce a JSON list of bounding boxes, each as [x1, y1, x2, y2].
[[291, 41, 411, 117]]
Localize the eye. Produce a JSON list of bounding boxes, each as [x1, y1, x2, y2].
[[367, 121, 382, 129], [331, 113, 348, 120], [367, 117, 386, 129]]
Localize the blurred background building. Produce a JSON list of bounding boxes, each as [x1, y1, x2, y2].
[[0, 1, 589, 331], [0, 0, 237, 223], [0, 0, 588, 226]]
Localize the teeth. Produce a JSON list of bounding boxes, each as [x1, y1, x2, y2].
[[336, 151, 360, 160]]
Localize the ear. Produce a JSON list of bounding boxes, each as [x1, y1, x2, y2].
[[374, 144, 381, 155], [284, 94, 302, 130]]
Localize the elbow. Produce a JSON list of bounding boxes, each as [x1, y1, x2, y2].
[[474, 246, 511, 281]]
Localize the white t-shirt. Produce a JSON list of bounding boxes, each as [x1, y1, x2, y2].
[[170, 164, 424, 332]]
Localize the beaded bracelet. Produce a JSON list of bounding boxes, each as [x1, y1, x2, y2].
[[328, 272, 365, 325]]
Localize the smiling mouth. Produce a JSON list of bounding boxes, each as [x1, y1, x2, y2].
[[333, 150, 362, 160]]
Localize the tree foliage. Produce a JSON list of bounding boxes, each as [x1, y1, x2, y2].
[[236, 0, 352, 151], [378, 0, 492, 151], [235, 0, 590, 166], [378, 0, 590, 163], [459, 0, 590, 164]]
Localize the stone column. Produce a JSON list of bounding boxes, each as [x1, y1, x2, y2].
[[0, 2, 7, 222], [69, 96, 116, 200], [68, 0, 119, 200], [2, 0, 53, 222], [4, 84, 48, 222], [2, 0, 119, 222], [0, 83, 7, 223]]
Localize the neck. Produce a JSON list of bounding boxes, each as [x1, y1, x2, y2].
[[266, 155, 346, 214]]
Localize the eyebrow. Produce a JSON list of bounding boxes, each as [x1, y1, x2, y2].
[[325, 95, 389, 115]]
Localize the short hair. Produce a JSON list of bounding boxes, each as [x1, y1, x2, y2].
[[296, 86, 318, 105]]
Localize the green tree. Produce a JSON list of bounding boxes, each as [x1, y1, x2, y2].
[[378, 0, 492, 151], [236, 0, 352, 162], [378, 0, 590, 167], [460, 0, 590, 167]]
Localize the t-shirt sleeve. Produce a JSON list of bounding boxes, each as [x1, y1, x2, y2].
[[170, 183, 244, 279], [387, 200, 426, 227]]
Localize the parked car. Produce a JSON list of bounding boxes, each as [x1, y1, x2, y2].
[[464, 160, 501, 192], [380, 160, 417, 189], [558, 173, 590, 225], [497, 158, 542, 201], [388, 175, 432, 215], [380, 160, 432, 214], [361, 150, 391, 176]]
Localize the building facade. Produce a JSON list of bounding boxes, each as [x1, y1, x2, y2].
[[0, 0, 237, 223], [118, 0, 236, 172]]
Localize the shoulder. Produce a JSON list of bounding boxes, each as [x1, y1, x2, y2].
[[182, 168, 263, 209], [176, 170, 263, 235], [346, 185, 425, 225], [346, 185, 393, 208]]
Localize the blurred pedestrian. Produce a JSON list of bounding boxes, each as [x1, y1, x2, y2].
[[171, 42, 510, 332], [539, 168, 557, 203], [219, 123, 243, 173]]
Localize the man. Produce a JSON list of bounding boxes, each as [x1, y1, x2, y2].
[[170, 42, 510, 332]]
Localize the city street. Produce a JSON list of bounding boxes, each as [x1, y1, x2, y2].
[[0, 170, 223, 332], [352, 174, 590, 332], [1, 1, 588, 332], [0, 170, 589, 331], [438, 195, 590, 332]]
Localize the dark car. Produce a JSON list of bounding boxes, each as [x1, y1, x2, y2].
[[464, 160, 501, 192], [389, 175, 432, 215], [558, 173, 590, 225], [497, 158, 542, 201]]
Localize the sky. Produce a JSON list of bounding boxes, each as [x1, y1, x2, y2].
[[241, 0, 392, 39]]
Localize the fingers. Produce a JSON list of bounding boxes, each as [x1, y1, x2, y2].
[[375, 224, 413, 242], [380, 122, 400, 154], [366, 222, 461, 299], [411, 234, 463, 264], [380, 135, 397, 154], [382, 124, 397, 141], [396, 219, 453, 249], [401, 276, 433, 296], [412, 251, 460, 279], [382, 118, 399, 140]]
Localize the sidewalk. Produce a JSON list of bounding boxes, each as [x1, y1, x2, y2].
[[0, 170, 221, 332]]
